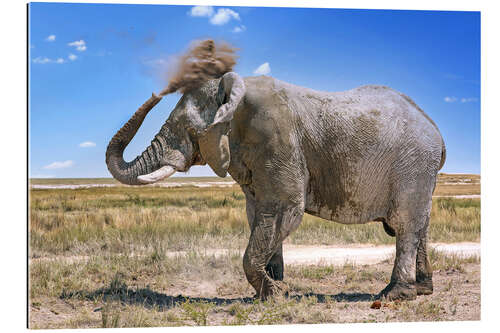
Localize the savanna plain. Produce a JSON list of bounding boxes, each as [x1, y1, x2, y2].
[[28, 174, 480, 328]]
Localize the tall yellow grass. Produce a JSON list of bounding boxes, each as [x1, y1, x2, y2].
[[29, 186, 480, 257]]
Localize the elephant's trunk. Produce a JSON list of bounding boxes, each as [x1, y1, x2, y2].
[[105, 93, 171, 185]]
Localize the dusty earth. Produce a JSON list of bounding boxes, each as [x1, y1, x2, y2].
[[282, 242, 479, 265], [31, 242, 480, 266], [29, 243, 480, 327], [29, 255, 480, 328], [160, 242, 480, 266]]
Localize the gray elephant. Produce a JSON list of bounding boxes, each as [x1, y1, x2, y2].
[[106, 72, 445, 300]]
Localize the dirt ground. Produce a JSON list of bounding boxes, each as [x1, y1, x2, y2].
[[31, 242, 480, 266], [28, 174, 481, 328], [29, 258, 480, 328]]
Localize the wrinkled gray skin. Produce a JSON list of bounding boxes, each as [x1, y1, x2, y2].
[[106, 73, 446, 300]]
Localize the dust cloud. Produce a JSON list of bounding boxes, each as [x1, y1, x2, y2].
[[160, 39, 238, 96]]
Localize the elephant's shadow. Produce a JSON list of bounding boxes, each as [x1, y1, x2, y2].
[[60, 284, 377, 311]]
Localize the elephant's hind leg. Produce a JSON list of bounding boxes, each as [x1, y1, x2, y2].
[[379, 226, 419, 301], [380, 180, 434, 301], [416, 219, 433, 295]]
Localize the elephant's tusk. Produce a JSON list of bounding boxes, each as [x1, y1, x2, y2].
[[137, 165, 176, 184]]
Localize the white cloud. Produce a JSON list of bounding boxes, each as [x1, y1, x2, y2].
[[32, 56, 65, 64], [189, 5, 214, 17], [253, 62, 271, 75], [444, 96, 478, 103], [45, 34, 56, 42], [43, 160, 74, 170], [209, 8, 240, 25], [32, 57, 51, 64], [232, 25, 246, 33], [461, 97, 478, 103], [68, 40, 87, 52], [68, 53, 77, 61], [79, 141, 96, 148], [189, 6, 242, 28]]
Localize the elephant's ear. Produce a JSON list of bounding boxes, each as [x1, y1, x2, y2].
[[199, 72, 245, 177]]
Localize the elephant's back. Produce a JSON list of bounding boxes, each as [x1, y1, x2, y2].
[[320, 85, 443, 155], [248, 77, 441, 137], [297, 85, 444, 224], [243, 77, 443, 160]]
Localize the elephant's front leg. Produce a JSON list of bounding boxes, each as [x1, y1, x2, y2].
[[266, 244, 284, 281], [243, 203, 304, 299], [242, 185, 284, 282]]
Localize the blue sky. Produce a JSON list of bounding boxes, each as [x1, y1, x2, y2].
[[28, 3, 480, 178]]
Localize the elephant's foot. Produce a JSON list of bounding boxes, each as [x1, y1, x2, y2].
[[416, 273, 433, 295], [379, 281, 417, 301], [253, 277, 285, 300], [249, 276, 287, 301]]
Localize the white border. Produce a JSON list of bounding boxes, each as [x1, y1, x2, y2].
[[2, 0, 498, 332]]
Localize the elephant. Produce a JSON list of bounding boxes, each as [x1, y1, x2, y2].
[[106, 72, 446, 300]]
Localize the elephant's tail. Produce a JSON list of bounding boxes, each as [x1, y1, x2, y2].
[[439, 138, 446, 171]]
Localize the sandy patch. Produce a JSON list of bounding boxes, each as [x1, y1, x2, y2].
[[31, 242, 480, 266]]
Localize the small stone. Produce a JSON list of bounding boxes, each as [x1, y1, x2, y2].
[[370, 300, 382, 309]]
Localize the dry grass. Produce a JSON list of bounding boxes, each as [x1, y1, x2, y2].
[[437, 173, 480, 184], [29, 186, 248, 258], [433, 185, 480, 196], [28, 174, 481, 328], [29, 177, 480, 258], [434, 173, 480, 196], [29, 250, 480, 328]]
